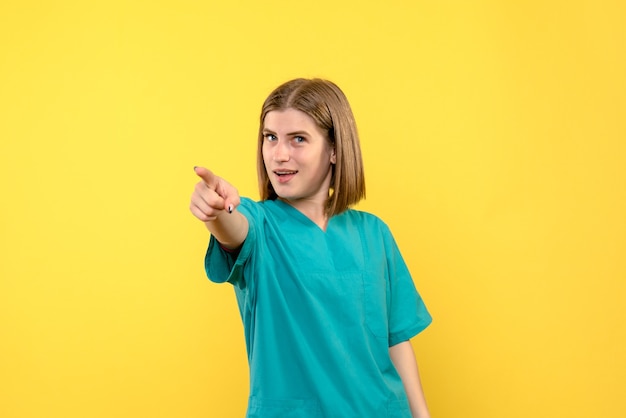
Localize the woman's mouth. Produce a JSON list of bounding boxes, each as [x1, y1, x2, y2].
[[274, 170, 298, 183]]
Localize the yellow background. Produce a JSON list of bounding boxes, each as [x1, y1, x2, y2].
[[1, 1, 625, 417]]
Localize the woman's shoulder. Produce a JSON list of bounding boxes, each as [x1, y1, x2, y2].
[[238, 197, 274, 211], [341, 208, 391, 232], [238, 197, 290, 222]]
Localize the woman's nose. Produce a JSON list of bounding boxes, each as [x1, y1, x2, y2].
[[273, 141, 290, 162]]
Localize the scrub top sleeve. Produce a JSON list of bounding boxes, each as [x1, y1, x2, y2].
[[204, 198, 258, 289], [383, 224, 432, 347]]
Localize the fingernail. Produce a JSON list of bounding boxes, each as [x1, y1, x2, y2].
[[228, 204, 233, 213], [193, 166, 198, 170]]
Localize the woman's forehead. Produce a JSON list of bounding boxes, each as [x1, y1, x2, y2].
[[263, 108, 319, 132]]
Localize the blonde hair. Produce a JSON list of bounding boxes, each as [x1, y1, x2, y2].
[[257, 78, 366, 216]]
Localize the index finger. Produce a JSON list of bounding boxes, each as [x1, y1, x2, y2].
[[193, 166, 219, 189]]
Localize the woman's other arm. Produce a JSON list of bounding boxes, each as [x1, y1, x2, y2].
[[389, 340, 431, 418]]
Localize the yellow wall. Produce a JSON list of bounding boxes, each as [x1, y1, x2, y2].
[[1, 1, 624, 417]]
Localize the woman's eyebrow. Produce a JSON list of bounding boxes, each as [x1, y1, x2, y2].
[[287, 131, 309, 136], [262, 129, 310, 136]]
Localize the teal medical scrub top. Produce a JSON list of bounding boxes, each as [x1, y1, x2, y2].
[[205, 198, 432, 418]]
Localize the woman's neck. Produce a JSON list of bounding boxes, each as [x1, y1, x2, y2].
[[279, 197, 329, 231]]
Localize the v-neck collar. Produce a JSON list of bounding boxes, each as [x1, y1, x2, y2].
[[273, 199, 334, 234]]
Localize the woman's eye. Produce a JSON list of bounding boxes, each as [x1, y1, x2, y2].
[[293, 136, 305, 143], [264, 134, 277, 141]]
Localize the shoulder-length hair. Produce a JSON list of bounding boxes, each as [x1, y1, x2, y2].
[[257, 78, 366, 216]]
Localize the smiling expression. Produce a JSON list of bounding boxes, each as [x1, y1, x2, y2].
[[262, 108, 336, 209]]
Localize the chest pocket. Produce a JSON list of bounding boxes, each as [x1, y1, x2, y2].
[[357, 225, 390, 341], [247, 397, 322, 418], [362, 270, 390, 340]]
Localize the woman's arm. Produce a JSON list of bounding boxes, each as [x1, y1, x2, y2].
[[190, 166, 248, 249], [389, 340, 430, 418]]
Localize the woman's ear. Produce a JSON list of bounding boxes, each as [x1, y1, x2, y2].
[[331, 148, 336, 164]]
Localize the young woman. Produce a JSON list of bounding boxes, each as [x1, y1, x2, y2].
[[190, 78, 432, 418]]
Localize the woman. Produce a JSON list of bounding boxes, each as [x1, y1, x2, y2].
[[190, 78, 432, 417]]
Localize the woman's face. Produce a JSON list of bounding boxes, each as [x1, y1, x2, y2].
[[262, 108, 336, 208]]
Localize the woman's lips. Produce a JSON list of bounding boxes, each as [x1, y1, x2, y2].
[[274, 170, 297, 183]]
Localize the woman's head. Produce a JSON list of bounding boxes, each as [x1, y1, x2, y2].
[[257, 78, 366, 216]]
